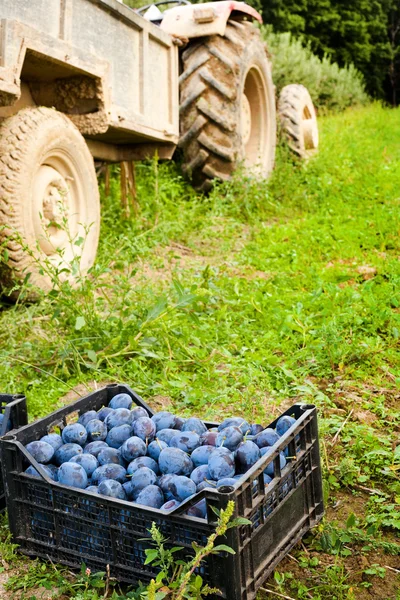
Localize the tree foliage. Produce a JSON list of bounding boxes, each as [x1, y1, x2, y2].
[[258, 0, 400, 103]]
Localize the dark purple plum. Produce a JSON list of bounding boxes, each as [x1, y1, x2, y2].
[[159, 448, 193, 476], [40, 433, 63, 452], [147, 439, 167, 461], [98, 479, 127, 499], [131, 406, 149, 421], [132, 417, 156, 442], [191, 445, 214, 467], [69, 453, 98, 477], [25, 464, 58, 481], [106, 424, 132, 449], [97, 448, 124, 466], [151, 411, 177, 431], [54, 443, 83, 465], [120, 436, 147, 462], [218, 417, 251, 435], [173, 416, 186, 430], [235, 440, 261, 473], [83, 441, 108, 457], [122, 467, 157, 500], [78, 411, 97, 427], [181, 418, 207, 436], [208, 450, 235, 480], [200, 431, 218, 446], [170, 431, 200, 453], [156, 428, 179, 445], [255, 428, 280, 449], [62, 423, 87, 446], [25, 441, 54, 464], [190, 465, 211, 486], [161, 499, 181, 511], [276, 415, 296, 436], [186, 499, 206, 518], [135, 485, 164, 509], [97, 406, 113, 421], [58, 463, 88, 489], [91, 463, 127, 484], [108, 393, 133, 410], [86, 419, 107, 442], [126, 456, 159, 476], [105, 408, 133, 429], [216, 426, 243, 451]]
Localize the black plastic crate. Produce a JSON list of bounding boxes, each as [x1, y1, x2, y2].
[[0, 393, 28, 513], [0, 384, 323, 599]]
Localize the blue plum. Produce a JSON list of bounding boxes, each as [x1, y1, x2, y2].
[[135, 485, 164, 509], [86, 419, 107, 442], [40, 433, 63, 452], [69, 453, 98, 477], [255, 428, 280, 449], [58, 463, 88, 489], [98, 479, 127, 499], [25, 464, 58, 481], [190, 465, 211, 486], [54, 443, 83, 465], [173, 416, 186, 430], [86, 485, 99, 493], [131, 406, 149, 421], [216, 478, 237, 488], [186, 499, 207, 518], [91, 463, 127, 484], [132, 417, 156, 442], [108, 393, 133, 410], [197, 480, 217, 491], [218, 417, 251, 435], [122, 467, 157, 500], [261, 448, 287, 477], [264, 474, 272, 486], [147, 439, 167, 461], [83, 441, 108, 457], [158, 474, 174, 498], [235, 441, 261, 473], [78, 411, 97, 427], [216, 426, 243, 451], [156, 428, 179, 445], [208, 450, 235, 480], [25, 441, 54, 464], [181, 418, 207, 436], [120, 436, 147, 462], [105, 408, 133, 429], [191, 445, 215, 467], [250, 424, 264, 436], [170, 431, 200, 453], [168, 475, 196, 502], [97, 448, 124, 466], [159, 448, 193, 476], [151, 411, 177, 431], [62, 423, 87, 446], [106, 424, 132, 449], [96, 406, 113, 421], [126, 456, 159, 476], [276, 415, 296, 436], [200, 431, 218, 446]]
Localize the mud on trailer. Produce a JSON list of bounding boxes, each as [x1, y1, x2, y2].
[[0, 0, 318, 293]]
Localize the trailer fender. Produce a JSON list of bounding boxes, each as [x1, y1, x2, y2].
[[160, 1, 262, 39]]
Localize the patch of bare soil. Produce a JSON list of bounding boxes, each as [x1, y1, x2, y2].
[[57, 380, 113, 407]]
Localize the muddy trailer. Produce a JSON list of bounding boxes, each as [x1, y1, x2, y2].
[[0, 0, 318, 293]]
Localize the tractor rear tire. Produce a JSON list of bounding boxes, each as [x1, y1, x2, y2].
[[0, 107, 100, 296], [278, 84, 318, 158], [179, 20, 276, 191]]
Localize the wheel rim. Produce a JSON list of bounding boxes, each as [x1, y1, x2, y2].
[[32, 151, 84, 268], [241, 65, 269, 170]]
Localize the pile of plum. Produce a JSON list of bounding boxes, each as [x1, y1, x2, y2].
[[0, 412, 11, 433], [23, 394, 296, 519]]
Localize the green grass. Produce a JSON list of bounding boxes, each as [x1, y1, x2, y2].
[[0, 102, 399, 599]]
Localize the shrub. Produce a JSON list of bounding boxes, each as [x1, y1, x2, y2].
[[262, 27, 369, 113]]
